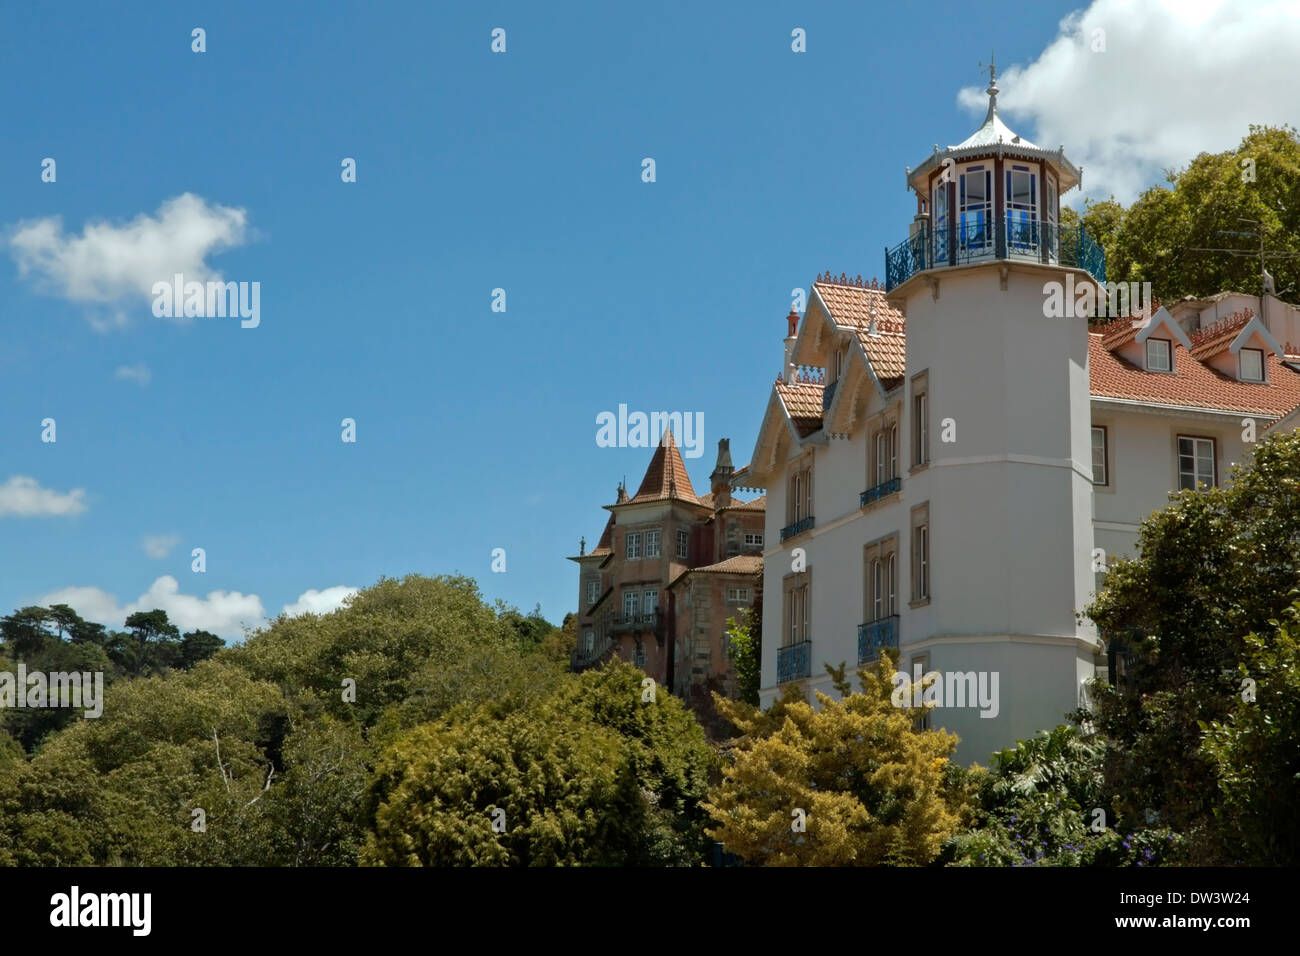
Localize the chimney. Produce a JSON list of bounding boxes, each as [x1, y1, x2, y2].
[[710, 438, 734, 510], [784, 309, 799, 384]]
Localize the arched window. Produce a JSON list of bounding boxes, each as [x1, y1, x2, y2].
[[872, 559, 884, 620]]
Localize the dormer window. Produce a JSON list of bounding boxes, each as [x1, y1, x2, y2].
[[1146, 338, 1172, 373], [1240, 347, 1264, 382]]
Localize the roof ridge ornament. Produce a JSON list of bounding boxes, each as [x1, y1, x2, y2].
[[979, 51, 999, 123]]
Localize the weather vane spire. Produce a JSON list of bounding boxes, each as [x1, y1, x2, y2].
[[979, 51, 999, 114]]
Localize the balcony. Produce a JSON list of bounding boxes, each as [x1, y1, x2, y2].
[[611, 611, 663, 635], [858, 615, 899, 664], [780, 515, 815, 542], [884, 218, 1106, 292], [777, 640, 811, 684], [572, 633, 615, 671], [860, 476, 901, 507]]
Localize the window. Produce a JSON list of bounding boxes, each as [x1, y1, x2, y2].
[[583, 630, 594, 654], [676, 529, 689, 559], [645, 529, 661, 558], [1241, 348, 1264, 382], [784, 579, 810, 646], [1045, 175, 1059, 259], [1146, 338, 1172, 372], [912, 374, 930, 467], [933, 177, 950, 262], [959, 164, 993, 255], [726, 587, 751, 603], [586, 579, 599, 606], [873, 422, 900, 485], [623, 590, 640, 618], [888, 553, 897, 612], [864, 536, 900, 623], [872, 559, 884, 620], [911, 504, 930, 602], [1005, 164, 1038, 251], [625, 532, 641, 559], [633, 642, 646, 669], [744, 532, 764, 547], [1178, 436, 1216, 490], [788, 464, 813, 523], [1091, 426, 1108, 486], [643, 590, 658, 615]]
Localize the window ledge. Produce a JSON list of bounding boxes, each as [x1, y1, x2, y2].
[[909, 597, 931, 609], [910, 463, 930, 475]]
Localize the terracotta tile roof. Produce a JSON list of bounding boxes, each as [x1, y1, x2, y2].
[[720, 495, 766, 512], [1188, 309, 1255, 360], [668, 553, 763, 589], [1088, 333, 1300, 417], [627, 430, 700, 504], [775, 380, 824, 436], [1094, 314, 1141, 349], [591, 514, 614, 555], [813, 274, 905, 329], [853, 325, 907, 391]]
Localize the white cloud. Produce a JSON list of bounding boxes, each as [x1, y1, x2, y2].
[[0, 475, 87, 517], [115, 363, 152, 386], [8, 192, 250, 316], [956, 0, 1300, 203], [141, 534, 180, 559], [282, 586, 359, 617], [37, 576, 266, 639]]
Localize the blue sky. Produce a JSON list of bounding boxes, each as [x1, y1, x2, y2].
[[1, 1, 1294, 637]]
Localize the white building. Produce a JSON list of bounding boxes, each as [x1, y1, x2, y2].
[[742, 69, 1300, 764]]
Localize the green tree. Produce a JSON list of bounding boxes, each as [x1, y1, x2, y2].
[[1098, 125, 1300, 303], [180, 630, 225, 669], [703, 658, 964, 866], [724, 609, 761, 707], [363, 661, 715, 866], [1086, 430, 1300, 860], [942, 725, 1181, 866], [1201, 601, 1300, 865]]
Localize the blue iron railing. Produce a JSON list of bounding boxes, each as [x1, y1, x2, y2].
[[779, 515, 815, 541], [860, 476, 901, 507], [885, 218, 1106, 291], [777, 640, 811, 683], [858, 615, 899, 663]]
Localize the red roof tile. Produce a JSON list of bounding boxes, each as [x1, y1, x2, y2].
[[853, 324, 907, 391], [627, 430, 700, 504], [813, 276, 906, 330], [668, 554, 763, 589], [775, 381, 824, 436], [1088, 333, 1300, 417], [1188, 309, 1255, 359]]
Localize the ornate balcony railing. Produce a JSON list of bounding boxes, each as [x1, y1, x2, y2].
[[571, 633, 615, 670], [858, 615, 899, 664], [780, 515, 815, 542], [777, 640, 812, 684], [885, 218, 1106, 292], [611, 611, 662, 634], [822, 379, 838, 411], [860, 476, 901, 507]]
